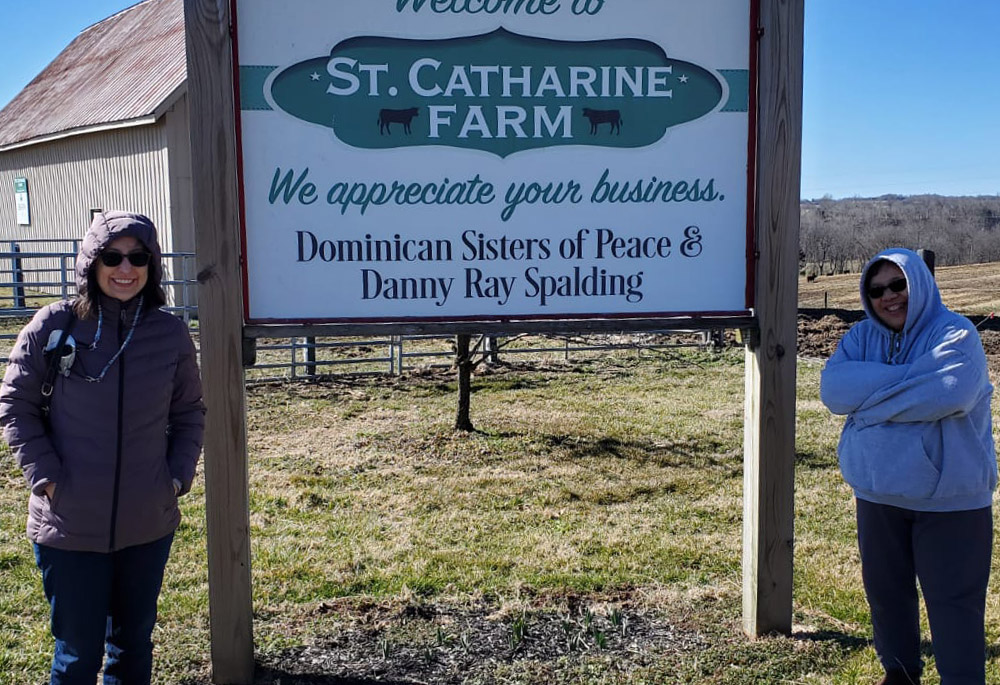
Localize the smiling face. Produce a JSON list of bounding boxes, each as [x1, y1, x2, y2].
[[96, 235, 149, 302], [867, 261, 908, 332]]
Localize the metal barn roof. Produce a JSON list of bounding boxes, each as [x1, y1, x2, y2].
[[0, 0, 185, 151]]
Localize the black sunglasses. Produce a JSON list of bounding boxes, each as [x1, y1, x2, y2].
[[100, 250, 151, 268], [867, 278, 906, 299]]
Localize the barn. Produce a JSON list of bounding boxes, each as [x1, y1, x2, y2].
[[0, 0, 195, 302]]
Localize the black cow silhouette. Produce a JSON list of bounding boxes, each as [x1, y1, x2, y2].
[[581, 107, 623, 134], [378, 107, 419, 134]]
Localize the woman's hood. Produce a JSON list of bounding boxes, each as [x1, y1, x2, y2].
[[859, 247, 943, 337], [75, 211, 163, 293]]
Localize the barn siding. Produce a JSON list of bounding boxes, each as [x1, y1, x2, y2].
[[0, 122, 171, 240], [0, 119, 196, 306], [165, 93, 195, 254]]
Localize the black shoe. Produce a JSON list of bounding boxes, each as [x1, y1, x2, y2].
[[877, 669, 921, 685]]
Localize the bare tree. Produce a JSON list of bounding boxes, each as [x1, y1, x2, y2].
[[800, 195, 1000, 272], [455, 334, 474, 431]]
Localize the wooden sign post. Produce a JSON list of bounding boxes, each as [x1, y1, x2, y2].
[[184, 0, 802, 680], [743, 0, 803, 636], [184, 0, 255, 682]]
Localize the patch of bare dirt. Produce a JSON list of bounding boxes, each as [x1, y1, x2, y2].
[[796, 311, 860, 359], [190, 594, 711, 685], [797, 309, 1000, 378], [979, 330, 1000, 379]]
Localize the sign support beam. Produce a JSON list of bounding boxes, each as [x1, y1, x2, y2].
[[183, 0, 801, 676], [184, 0, 256, 681], [742, 0, 803, 637]]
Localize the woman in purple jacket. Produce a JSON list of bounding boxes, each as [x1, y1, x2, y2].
[[0, 212, 205, 685]]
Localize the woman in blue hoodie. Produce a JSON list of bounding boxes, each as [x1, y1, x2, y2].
[[821, 248, 996, 685]]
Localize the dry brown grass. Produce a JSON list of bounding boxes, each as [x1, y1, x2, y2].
[[799, 261, 1000, 315], [1, 266, 1000, 682]]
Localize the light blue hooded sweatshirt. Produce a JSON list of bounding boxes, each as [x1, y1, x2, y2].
[[820, 248, 996, 512]]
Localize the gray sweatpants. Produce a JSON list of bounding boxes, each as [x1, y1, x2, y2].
[[856, 499, 992, 684]]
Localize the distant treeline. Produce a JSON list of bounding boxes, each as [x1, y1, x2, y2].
[[800, 194, 1000, 275]]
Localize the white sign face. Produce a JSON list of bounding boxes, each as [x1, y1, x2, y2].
[[14, 177, 29, 226], [234, 0, 753, 323]]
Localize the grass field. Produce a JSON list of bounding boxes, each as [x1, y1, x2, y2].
[[799, 260, 1000, 315], [1, 345, 998, 684], [0, 264, 999, 683]]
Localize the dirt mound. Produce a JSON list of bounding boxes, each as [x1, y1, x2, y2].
[[798, 310, 1000, 378], [980, 330, 1000, 356], [797, 313, 853, 359]]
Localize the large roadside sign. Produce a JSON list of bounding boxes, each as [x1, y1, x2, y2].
[[191, 5, 798, 675], [233, 0, 755, 323]]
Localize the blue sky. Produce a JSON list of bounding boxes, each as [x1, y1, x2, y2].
[[802, 1, 1000, 199], [1, 0, 998, 200]]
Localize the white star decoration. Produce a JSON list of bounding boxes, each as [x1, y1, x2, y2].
[[310, 72, 321, 81], [678, 74, 689, 83]]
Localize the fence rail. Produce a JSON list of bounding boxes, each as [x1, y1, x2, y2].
[[0, 242, 723, 381]]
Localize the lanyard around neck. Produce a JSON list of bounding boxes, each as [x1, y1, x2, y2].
[[82, 295, 144, 383]]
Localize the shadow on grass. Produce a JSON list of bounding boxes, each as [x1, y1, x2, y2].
[[471, 374, 552, 393], [793, 628, 869, 652], [795, 449, 838, 470], [444, 428, 745, 476], [796, 629, 1000, 661], [540, 433, 741, 473]]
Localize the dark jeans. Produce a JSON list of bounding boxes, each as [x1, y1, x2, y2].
[[33, 533, 174, 685], [856, 499, 992, 684]]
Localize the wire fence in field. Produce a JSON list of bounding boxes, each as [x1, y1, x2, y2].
[[246, 330, 723, 382], [0, 240, 723, 381]]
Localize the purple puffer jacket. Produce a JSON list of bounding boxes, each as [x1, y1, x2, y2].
[[0, 212, 205, 552]]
